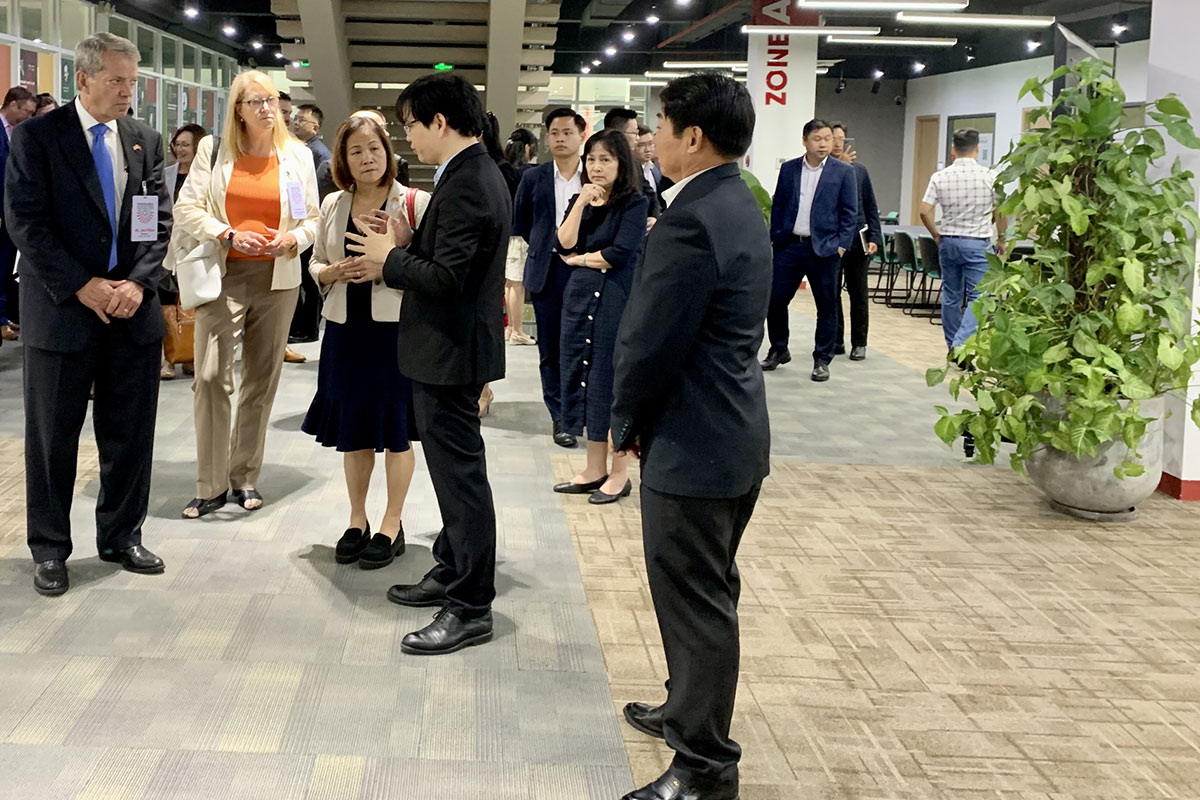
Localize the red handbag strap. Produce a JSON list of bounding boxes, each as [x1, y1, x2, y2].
[[405, 187, 418, 229]]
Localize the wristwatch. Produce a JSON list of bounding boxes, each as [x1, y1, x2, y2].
[[224, 229, 237, 247]]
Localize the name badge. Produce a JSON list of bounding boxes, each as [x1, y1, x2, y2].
[[131, 195, 158, 242], [286, 180, 308, 220]]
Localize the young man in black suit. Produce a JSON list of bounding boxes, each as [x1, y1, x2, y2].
[[347, 73, 508, 656], [604, 107, 663, 222], [6, 33, 172, 596], [610, 73, 771, 800]]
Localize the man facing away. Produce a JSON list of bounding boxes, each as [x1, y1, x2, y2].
[[611, 73, 771, 800], [513, 107, 585, 449], [347, 73, 508, 656], [919, 127, 1006, 357], [286, 102, 333, 355], [6, 33, 172, 596], [761, 119, 858, 382], [831, 122, 882, 362], [0, 85, 37, 343]]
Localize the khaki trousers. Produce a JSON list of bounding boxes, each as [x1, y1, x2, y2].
[[192, 260, 299, 499]]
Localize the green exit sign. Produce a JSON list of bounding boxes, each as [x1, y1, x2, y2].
[[300, 60, 310, 67], [433, 62, 454, 71]]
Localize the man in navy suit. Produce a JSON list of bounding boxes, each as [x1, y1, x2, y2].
[[513, 107, 585, 448], [0, 86, 37, 343], [762, 118, 858, 381]]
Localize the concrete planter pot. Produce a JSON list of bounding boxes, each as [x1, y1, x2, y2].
[[1026, 395, 1165, 521]]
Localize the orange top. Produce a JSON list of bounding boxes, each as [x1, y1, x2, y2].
[[224, 152, 282, 262]]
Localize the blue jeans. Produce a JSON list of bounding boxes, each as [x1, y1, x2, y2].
[[938, 236, 991, 351]]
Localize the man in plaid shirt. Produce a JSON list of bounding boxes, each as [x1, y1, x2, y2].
[[919, 128, 1006, 355]]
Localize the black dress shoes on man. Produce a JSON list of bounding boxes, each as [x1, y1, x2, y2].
[[623, 701, 665, 739], [811, 363, 831, 382], [401, 608, 493, 655], [387, 574, 449, 607], [552, 419, 578, 448], [98, 544, 165, 574], [850, 346, 867, 361], [621, 768, 739, 800], [759, 348, 790, 371], [33, 560, 68, 597]]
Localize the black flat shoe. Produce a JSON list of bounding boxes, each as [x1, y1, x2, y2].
[[387, 574, 449, 607], [552, 419, 578, 448], [182, 491, 227, 519], [553, 475, 608, 494], [401, 608, 493, 656], [33, 560, 68, 597], [623, 701, 665, 740], [589, 479, 632, 504], [360, 526, 406, 570], [98, 544, 165, 574], [335, 523, 372, 564], [232, 488, 263, 511], [621, 768, 739, 800]]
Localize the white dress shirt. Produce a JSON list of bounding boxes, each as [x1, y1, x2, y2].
[[792, 155, 826, 237], [662, 165, 719, 208], [921, 157, 997, 239], [554, 159, 583, 225], [642, 161, 657, 190], [1, 112, 13, 143], [76, 97, 126, 216]]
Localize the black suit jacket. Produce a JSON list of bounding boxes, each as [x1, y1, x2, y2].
[[769, 156, 858, 258], [5, 102, 171, 353], [512, 161, 562, 294], [853, 161, 883, 249], [611, 163, 771, 498], [382, 143, 508, 386]]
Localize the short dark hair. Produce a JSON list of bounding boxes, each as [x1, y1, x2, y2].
[[331, 115, 398, 191], [505, 127, 537, 167], [396, 73, 486, 138], [830, 122, 848, 134], [636, 125, 652, 137], [171, 123, 207, 147], [659, 73, 755, 160], [803, 118, 832, 139], [296, 103, 323, 127], [603, 107, 637, 131], [545, 107, 586, 133], [3, 86, 35, 108], [278, 91, 291, 102], [953, 127, 981, 154], [35, 93, 58, 112], [582, 129, 641, 208]]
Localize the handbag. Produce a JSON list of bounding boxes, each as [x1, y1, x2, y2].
[[162, 301, 195, 365], [165, 137, 224, 309]]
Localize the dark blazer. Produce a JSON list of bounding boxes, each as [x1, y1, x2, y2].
[[513, 160, 566, 294], [853, 161, 883, 249], [307, 135, 336, 200], [611, 163, 771, 498], [5, 102, 171, 353], [0, 119, 10, 215], [769, 155, 858, 258], [382, 143, 508, 386]]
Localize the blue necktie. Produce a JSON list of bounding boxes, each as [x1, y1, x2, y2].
[[90, 123, 118, 271]]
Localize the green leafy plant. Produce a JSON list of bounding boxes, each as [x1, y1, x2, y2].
[[741, 169, 773, 226], [927, 59, 1200, 477]]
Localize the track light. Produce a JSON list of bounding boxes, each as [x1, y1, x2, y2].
[[646, 14, 660, 25], [183, 5, 199, 19], [835, 77, 846, 93], [873, 69, 885, 80], [1112, 13, 1128, 37], [1026, 34, 1042, 52], [250, 40, 263, 51], [592, 59, 602, 66], [964, 44, 976, 62], [221, 23, 236, 37], [912, 61, 926, 73], [605, 45, 617, 57], [622, 30, 635, 43], [871, 78, 882, 94]]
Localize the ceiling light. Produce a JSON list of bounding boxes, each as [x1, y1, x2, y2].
[[581, 66, 591, 74], [873, 69, 885, 79], [836, 77, 847, 93], [646, 14, 660, 25], [742, 25, 881, 36], [1026, 35, 1041, 52], [896, 11, 1056, 27], [662, 61, 749, 70], [622, 30, 635, 42], [592, 59, 602, 66], [251, 40, 263, 51], [274, 51, 285, 60], [913, 61, 927, 73], [645, 71, 689, 79], [630, 80, 668, 87], [827, 35, 958, 46], [1112, 13, 1128, 37], [604, 45, 617, 57], [816, 67, 829, 75], [221, 23, 236, 37], [675, 0, 691, 5], [183, 5, 199, 19], [797, 0, 966, 7]]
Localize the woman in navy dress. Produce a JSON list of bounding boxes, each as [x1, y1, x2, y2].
[[552, 129, 649, 504], [301, 115, 430, 568]]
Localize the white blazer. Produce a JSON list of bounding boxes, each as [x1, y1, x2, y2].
[[170, 134, 320, 292], [163, 162, 179, 205], [310, 181, 431, 323]]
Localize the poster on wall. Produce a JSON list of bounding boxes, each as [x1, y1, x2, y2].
[[19, 50, 37, 91], [978, 133, 995, 166]]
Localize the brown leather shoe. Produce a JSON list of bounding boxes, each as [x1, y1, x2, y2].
[[284, 346, 307, 364]]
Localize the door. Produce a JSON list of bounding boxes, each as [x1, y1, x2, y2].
[[911, 115, 940, 224]]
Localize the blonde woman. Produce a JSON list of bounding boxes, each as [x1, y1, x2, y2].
[[172, 70, 319, 518], [302, 115, 430, 568]]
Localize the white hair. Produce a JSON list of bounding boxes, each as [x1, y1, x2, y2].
[[75, 33, 140, 77]]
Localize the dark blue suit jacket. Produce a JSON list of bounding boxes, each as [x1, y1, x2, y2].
[[0, 121, 10, 222], [513, 161, 566, 295], [770, 156, 858, 258]]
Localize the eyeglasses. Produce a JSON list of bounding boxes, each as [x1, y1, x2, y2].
[[401, 118, 418, 133], [238, 96, 279, 111]]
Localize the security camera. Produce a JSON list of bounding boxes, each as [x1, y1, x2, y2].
[[894, 95, 905, 106]]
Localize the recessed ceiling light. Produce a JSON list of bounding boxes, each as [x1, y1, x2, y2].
[[622, 30, 635, 42], [221, 23, 236, 37], [291, 61, 301, 68], [913, 61, 927, 73], [592, 59, 602, 66], [274, 51, 285, 60], [605, 45, 618, 57], [646, 14, 660, 25], [1026, 35, 1042, 52], [251, 40, 263, 51], [873, 69, 885, 79], [675, 0, 691, 6], [581, 66, 591, 74], [183, 5, 199, 19], [896, 11, 1056, 27]]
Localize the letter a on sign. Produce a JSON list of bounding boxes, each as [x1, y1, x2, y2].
[[762, 0, 790, 23]]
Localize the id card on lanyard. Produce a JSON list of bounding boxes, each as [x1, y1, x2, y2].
[[131, 181, 158, 242], [285, 168, 308, 220]]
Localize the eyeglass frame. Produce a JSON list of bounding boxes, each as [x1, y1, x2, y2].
[[238, 96, 279, 111]]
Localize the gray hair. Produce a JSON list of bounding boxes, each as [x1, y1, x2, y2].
[[75, 33, 140, 77]]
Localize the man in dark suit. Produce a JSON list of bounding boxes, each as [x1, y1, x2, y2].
[[6, 33, 171, 596], [611, 73, 770, 800], [831, 123, 882, 362], [513, 107, 585, 449], [0, 86, 37, 343], [761, 118, 858, 381], [604, 107, 663, 221], [285, 102, 333, 355], [348, 73, 508, 656]]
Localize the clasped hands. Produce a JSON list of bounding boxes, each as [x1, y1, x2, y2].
[[230, 228, 298, 258], [344, 208, 414, 282], [76, 277, 143, 323]]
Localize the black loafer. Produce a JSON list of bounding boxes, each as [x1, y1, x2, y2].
[[360, 526, 406, 570], [401, 608, 493, 655], [387, 574, 449, 607], [33, 559, 68, 597], [98, 544, 165, 574], [811, 363, 831, 382], [552, 420, 578, 449], [553, 475, 608, 494], [621, 768, 739, 800], [623, 701, 665, 740], [850, 346, 867, 361], [760, 348, 790, 371], [335, 523, 372, 564], [589, 479, 632, 505]]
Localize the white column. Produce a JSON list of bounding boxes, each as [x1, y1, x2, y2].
[[745, 32, 818, 195], [297, 0, 353, 129], [486, 0, 526, 136], [1147, 0, 1200, 499]]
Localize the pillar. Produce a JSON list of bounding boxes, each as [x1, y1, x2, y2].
[[1148, 0, 1200, 499], [297, 0, 353, 129], [486, 0, 526, 135]]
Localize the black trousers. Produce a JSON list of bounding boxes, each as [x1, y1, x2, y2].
[[642, 481, 762, 784], [766, 238, 841, 365], [0, 228, 17, 325], [289, 249, 322, 341], [529, 257, 571, 424], [24, 334, 160, 563], [411, 381, 497, 619], [836, 239, 870, 349]]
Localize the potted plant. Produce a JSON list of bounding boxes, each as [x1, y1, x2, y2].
[[927, 58, 1200, 520], [741, 169, 773, 226]]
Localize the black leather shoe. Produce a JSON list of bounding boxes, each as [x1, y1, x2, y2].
[[33, 560, 68, 597], [811, 363, 831, 382], [387, 574, 449, 607], [359, 527, 405, 570], [589, 479, 632, 505], [335, 523, 372, 564], [621, 768, 739, 800], [552, 419, 578, 449], [401, 608, 493, 655], [553, 474, 608, 494], [623, 701, 665, 739], [850, 346, 867, 361], [98, 545, 165, 574], [760, 348, 790, 371]]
